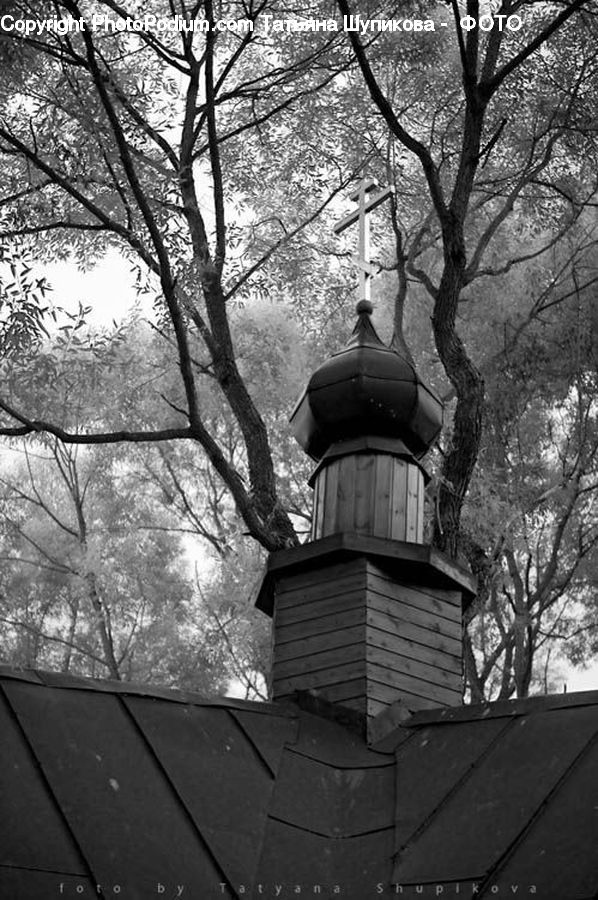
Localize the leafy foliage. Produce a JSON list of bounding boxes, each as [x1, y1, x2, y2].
[[0, 0, 596, 697], [0, 242, 52, 359]]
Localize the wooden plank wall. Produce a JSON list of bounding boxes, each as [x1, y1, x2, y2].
[[365, 560, 463, 717], [311, 453, 424, 543], [271, 558, 368, 714], [270, 556, 464, 721]]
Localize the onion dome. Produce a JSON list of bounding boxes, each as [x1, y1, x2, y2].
[[290, 300, 443, 461]]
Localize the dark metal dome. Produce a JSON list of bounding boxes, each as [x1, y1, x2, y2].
[[290, 302, 443, 461]]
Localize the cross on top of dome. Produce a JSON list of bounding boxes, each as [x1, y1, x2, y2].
[[333, 177, 394, 304], [290, 183, 443, 464]]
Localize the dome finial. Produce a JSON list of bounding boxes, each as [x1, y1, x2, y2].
[[289, 321, 443, 462], [290, 177, 442, 464], [355, 299, 373, 316]]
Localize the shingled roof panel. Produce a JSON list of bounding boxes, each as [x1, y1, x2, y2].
[[2, 680, 223, 899], [124, 695, 278, 888], [394, 715, 511, 852], [229, 707, 299, 776], [486, 729, 598, 898], [290, 704, 395, 767], [393, 704, 598, 884], [0, 689, 87, 876], [255, 816, 394, 897], [269, 746, 394, 836], [3, 668, 598, 899]]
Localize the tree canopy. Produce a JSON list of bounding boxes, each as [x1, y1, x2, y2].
[[0, 0, 596, 698]]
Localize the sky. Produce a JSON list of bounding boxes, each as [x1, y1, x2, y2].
[[42, 248, 140, 328], [562, 659, 598, 693]]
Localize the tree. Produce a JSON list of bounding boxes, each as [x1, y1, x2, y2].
[[0, 0, 597, 695], [0, 0, 360, 553], [0, 303, 313, 689], [464, 374, 598, 700], [1, 0, 595, 556], [455, 230, 598, 698], [336, 0, 597, 556], [0, 438, 209, 684]]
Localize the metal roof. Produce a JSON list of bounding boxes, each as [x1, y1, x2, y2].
[[1, 666, 598, 899]]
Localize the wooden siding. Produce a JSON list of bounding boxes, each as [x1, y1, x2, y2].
[[311, 453, 424, 543], [369, 564, 462, 608], [272, 560, 369, 703], [366, 694, 428, 719], [276, 606, 366, 645], [365, 558, 463, 711], [270, 555, 464, 716], [273, 624, 365, 663], [273, 643, 364, 680], [365, 607, 462, 659], [367, 679, 444, 712], [276, 557, 367, 595], [366, 697, 390, 719], [366, 653, 461, 702], [366, 623, 461, 676], [339, 697, 367, 715], [368, 586, 462, 642], [275, 578, 366, 613], [314, 678, 367, 706], [272, 659, 366, 697]]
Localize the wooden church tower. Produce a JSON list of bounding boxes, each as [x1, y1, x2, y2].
[[255, 182, 475, 741]]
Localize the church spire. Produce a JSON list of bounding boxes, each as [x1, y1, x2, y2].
[[255, 188, 475, 742]]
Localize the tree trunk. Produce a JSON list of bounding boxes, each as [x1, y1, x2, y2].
[[432, 233, 485, 558]]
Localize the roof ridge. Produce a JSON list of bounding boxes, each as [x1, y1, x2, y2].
[[0, 665, 296, 716], [404, 688, 598, 726]]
